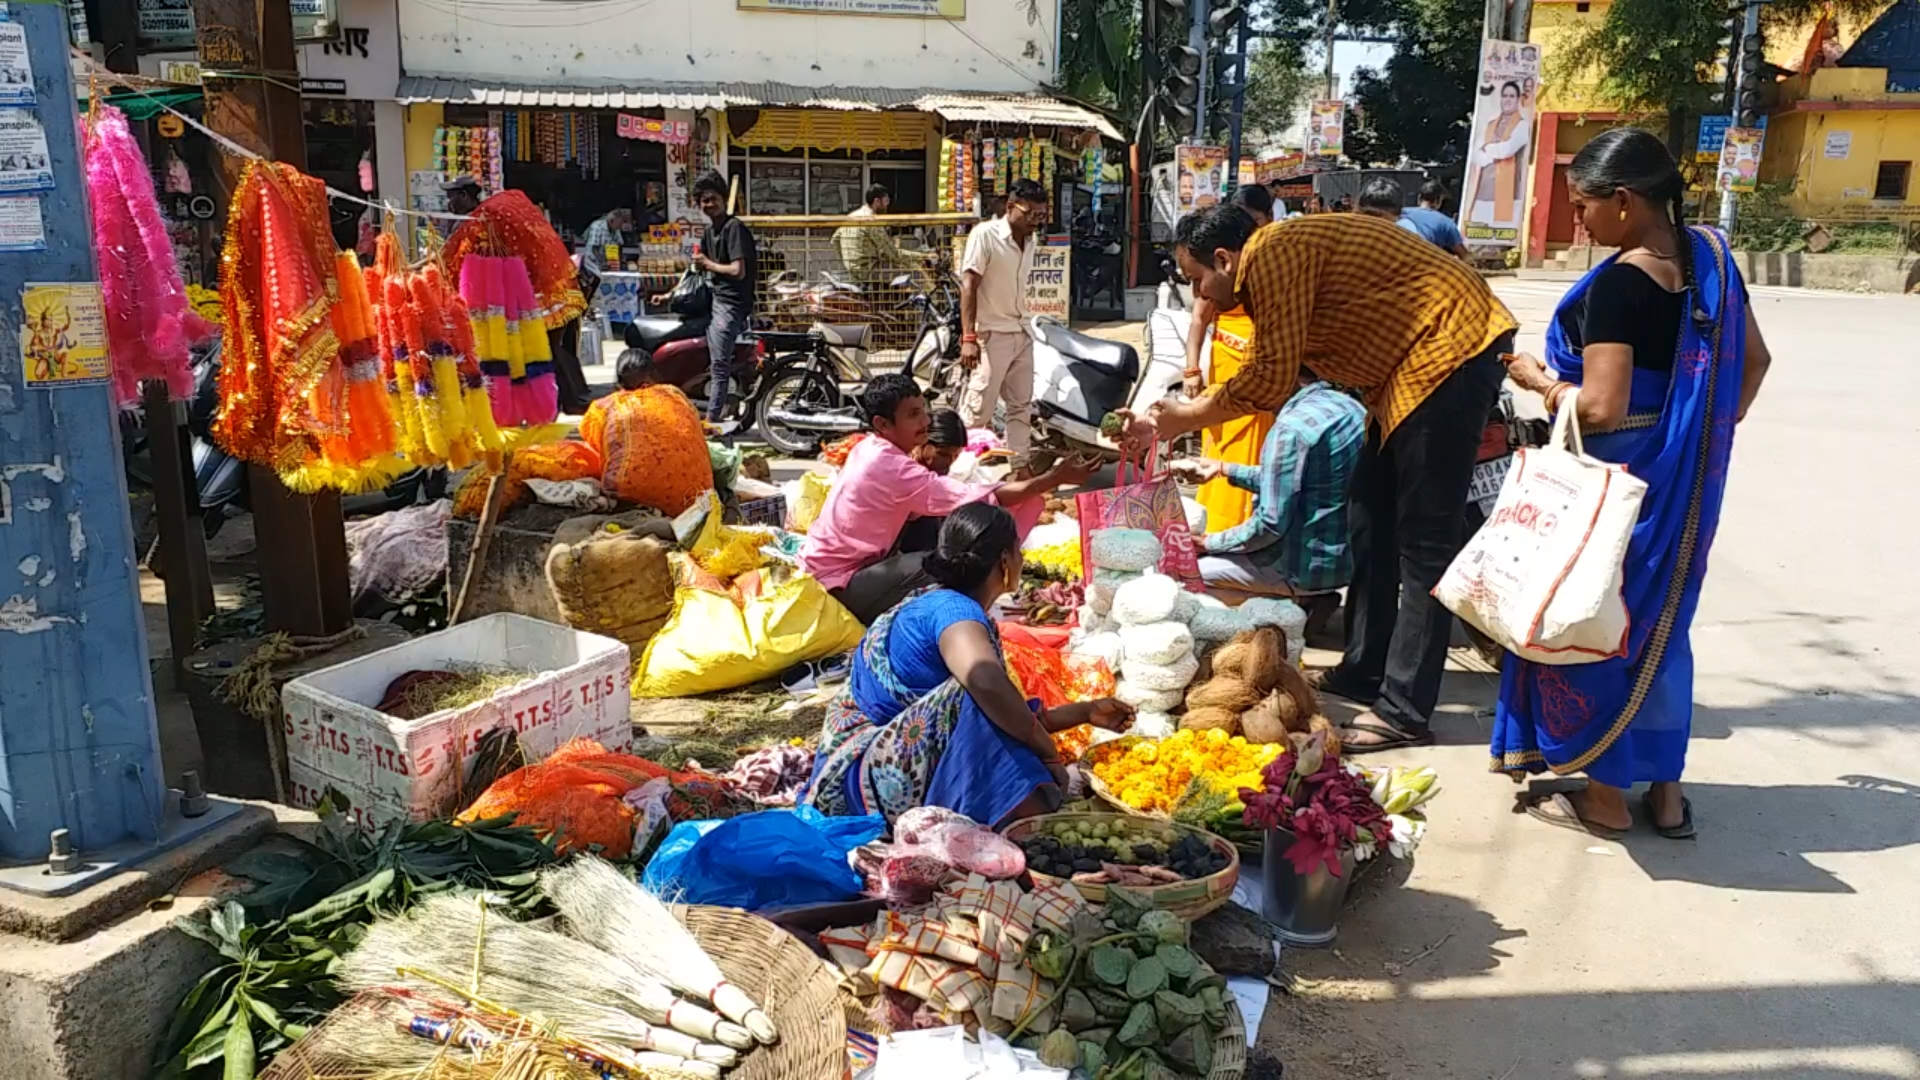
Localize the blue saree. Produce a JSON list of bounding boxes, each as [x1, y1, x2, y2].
[[1490, 226, 1746, 787], [801, 591, 1055, 827]]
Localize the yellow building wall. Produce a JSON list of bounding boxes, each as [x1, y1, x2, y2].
[[1775, 109, 1920, 210], [403, 102, 444, 182], [1530, 1, 1616, 115]]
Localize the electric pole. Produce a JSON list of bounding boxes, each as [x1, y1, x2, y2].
[[1719, 0, 1764, 234], [1191, 0, 1211, 141]]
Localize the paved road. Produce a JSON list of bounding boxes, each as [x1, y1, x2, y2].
[[1262, 279, 1920, 1079]]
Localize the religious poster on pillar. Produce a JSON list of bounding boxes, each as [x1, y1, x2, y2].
[[1458, 38, 1540, 248]]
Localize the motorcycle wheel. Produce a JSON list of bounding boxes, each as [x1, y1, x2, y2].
[[756, 367, 842, 457]]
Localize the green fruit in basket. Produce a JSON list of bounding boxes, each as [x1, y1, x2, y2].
[[1040, 1029, 1080, 1070], [1167, 1023, 1214, 1076], [1088, 987, 1133, 1020], [1079, 1040, 1109, 1077], [1155, 944, 1198, 983], [1100, 412, 1126, 439], [1153, 990, 1205, 1033], [1138, 909, 1189, 948], [1060, 989, 1098, 1032], [1199, 985, 1227, 1029], [1117, 1001, 1161, 1048], [1125, 956, 1169, 1001], [1088, 944, 1135, 988]]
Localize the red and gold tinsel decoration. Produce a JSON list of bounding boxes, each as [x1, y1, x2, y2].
[[441, 190, 586, 329]]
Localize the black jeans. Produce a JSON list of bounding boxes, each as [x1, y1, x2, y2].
[[832, 553, 934, 626], [549, 322, 592, 415], [1335, 335, 1510, 733], [706, 299, 750, 422]]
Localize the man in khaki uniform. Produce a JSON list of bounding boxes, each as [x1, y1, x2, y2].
[[958, 178, 1047, 455]]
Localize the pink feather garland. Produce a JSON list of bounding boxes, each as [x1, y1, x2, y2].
[[83, 105, 214, 406]]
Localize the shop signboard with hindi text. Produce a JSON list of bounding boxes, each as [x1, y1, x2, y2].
[[1307, 101, 1344, 157], [1025, 239, 1071, 322], [1458, 38, 1540, 248], [737, 0, 965, 14], [1174, 144, 1228, 217], [144, 0, 338, 49]]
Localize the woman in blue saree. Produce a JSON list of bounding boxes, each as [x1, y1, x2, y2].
[[1493, 128, 1773, 839], [803, 503, 1135, 827]]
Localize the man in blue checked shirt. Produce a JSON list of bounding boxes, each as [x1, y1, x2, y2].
[[1172, 372, 1366, 599]]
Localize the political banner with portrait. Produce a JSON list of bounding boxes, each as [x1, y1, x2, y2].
[[1458, 38, 1541, 248], [1174, 144, 1228, 217], [1716, 126, 1765, 194], [1307, 101, 1344, 157]]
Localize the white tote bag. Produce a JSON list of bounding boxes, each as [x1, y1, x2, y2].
[[1434, 391, 1649, 665]]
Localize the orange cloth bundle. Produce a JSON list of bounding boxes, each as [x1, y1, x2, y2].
[[456, 738, 744, 854], [451, 438, 602, 518], [579, 385, 714, 515]]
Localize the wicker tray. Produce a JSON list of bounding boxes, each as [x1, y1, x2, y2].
[[1002, 810, 1240, 921], [671, 904, 849, 1080]]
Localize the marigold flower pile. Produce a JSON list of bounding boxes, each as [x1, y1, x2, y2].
[[1089, 729, 1283, 814]]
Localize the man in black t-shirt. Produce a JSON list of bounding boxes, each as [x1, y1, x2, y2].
[[692, 170, 758, 428]]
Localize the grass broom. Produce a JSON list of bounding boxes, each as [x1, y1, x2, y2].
[[541, 858, 780, 1046], [337, 893, 744, 1073]]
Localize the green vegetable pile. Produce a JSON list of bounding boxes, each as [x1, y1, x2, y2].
[[1013, 890, 1231, 1080], [156, 795, 555, 1080]]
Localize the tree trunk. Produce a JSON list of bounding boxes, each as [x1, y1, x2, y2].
[[1665, 107, 1689, 161]]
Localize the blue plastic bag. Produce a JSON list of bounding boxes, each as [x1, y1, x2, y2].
[[642, 805, 884, 910]]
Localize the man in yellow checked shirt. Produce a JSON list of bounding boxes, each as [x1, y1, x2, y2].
[[1181, 184, 1276, 535], [1122, 204, 1516, 757]]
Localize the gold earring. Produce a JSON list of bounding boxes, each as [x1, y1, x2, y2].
[[1618, 209, 1628, 221]]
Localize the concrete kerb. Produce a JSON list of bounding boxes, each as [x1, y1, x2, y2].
[[0, 804, 313, 1080]]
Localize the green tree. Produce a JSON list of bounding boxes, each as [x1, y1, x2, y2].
[[1340, 0, 1486, 163], [1050, 0, 1142, 115], [1242, 40, 1316, 143]]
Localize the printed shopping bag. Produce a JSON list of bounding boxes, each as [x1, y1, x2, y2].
[[1433, 390, 1648, 664], [1075, 448, 1204, 590]]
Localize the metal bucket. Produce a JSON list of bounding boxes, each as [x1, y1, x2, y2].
[[1261, 827, 1358, 947]]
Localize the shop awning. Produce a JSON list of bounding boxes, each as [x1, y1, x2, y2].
[[915, 93, 1122, 140], [395, 77, 730, 111], [396, 76, 1121, 139]]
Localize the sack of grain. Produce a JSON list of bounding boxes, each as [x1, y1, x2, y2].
[[545, 529, 676, 655], [1125, 653, 1200, 692], [1119, 621, 1195, 667], [1115, 680, 1184, 713], [1089, 527, 1163, 572], [1111, 572, 1181, 627]]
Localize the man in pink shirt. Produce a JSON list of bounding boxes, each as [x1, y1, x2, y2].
[[802, 373, 1096, 624]]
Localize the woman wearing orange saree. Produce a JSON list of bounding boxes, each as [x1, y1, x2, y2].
[[1183, 184, 1274, 533]]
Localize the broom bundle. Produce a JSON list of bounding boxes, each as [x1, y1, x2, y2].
[[337, 893, 742, 1075], [541, 857, 780, 1046]]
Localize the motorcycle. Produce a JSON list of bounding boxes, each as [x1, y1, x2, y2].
[[121, 337, 434, 541], [621, 309, 764, 421]]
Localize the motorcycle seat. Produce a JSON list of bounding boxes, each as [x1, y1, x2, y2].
[[626, 314, 708, 351], [747, 329, 819, 352], [1038, 321, 1140, 381], [813, 323, 870, 350]]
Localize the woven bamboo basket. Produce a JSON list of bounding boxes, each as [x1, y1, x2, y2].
[[259, 906, 846, 1080], [671, 904, 848, 1080], [1001, 811, 1239, 921]]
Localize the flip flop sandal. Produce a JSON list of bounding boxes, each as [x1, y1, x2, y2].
[[1525, 792, 1629, 840], [1336, 715, 1435, 755], [1305, 668, 1377, 705], [1642, 791, 1697, 840], [1526, 777, 1590, 798]]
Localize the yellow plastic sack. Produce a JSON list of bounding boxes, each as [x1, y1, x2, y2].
[[687, 492, 776, 580], [790, 471, 833, 534], [632, 574, 865, 698]]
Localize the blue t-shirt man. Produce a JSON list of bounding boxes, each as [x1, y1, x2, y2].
[[1398, 206, 1468, 255]]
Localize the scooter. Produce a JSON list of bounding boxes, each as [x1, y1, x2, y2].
[[1027, 315, 1188, 458]]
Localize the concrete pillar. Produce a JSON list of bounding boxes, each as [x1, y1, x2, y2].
[[1525, 111, 1560, 267]]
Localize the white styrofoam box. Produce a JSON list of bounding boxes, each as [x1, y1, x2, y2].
[[1123, 287, 1157, 322], [283, 613, 631, 828]]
